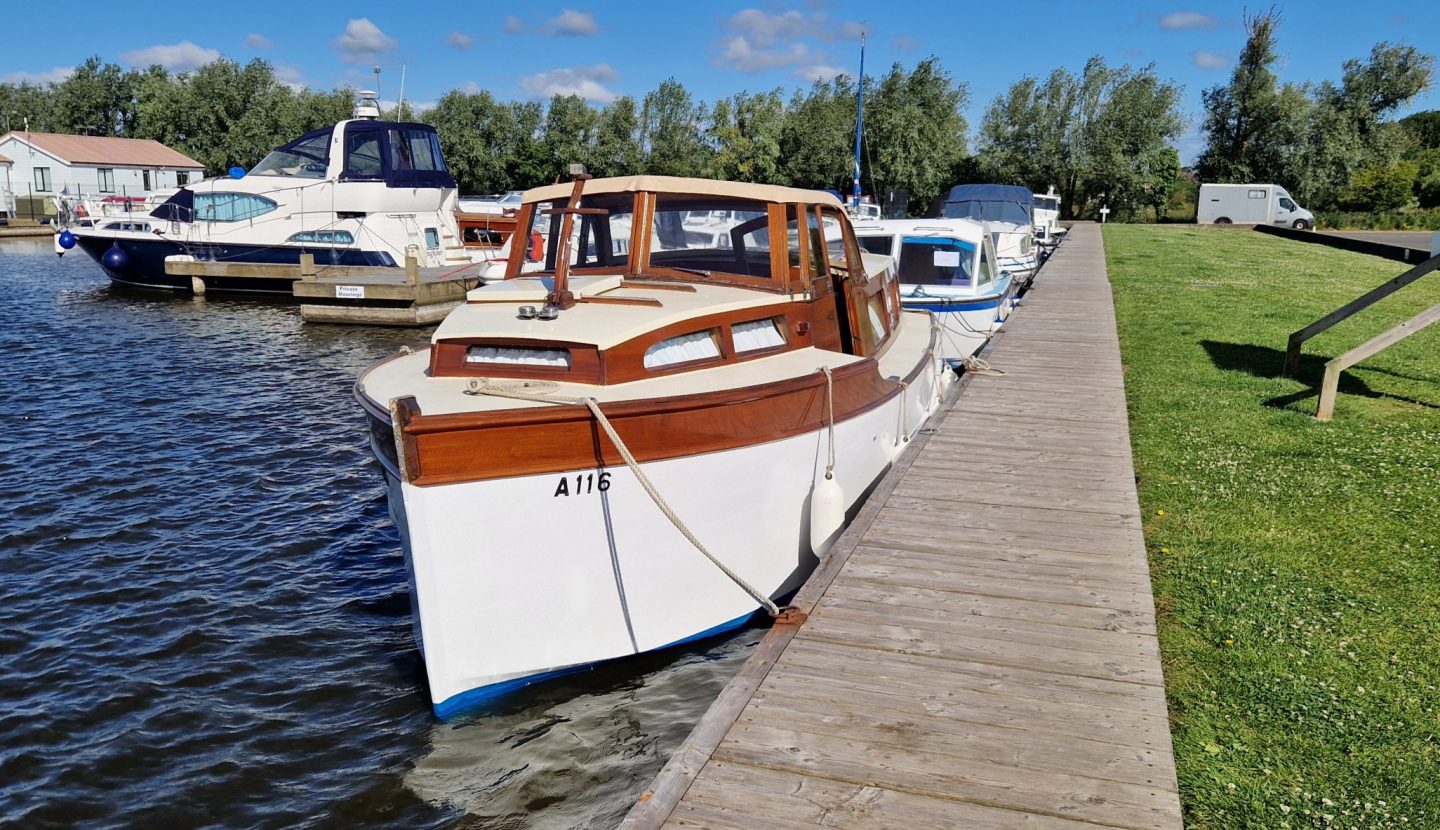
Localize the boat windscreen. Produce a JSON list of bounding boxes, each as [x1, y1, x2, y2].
[[251, 129, 332, 178], [898, 237, 977, 287], [857, 235, 894, 256]]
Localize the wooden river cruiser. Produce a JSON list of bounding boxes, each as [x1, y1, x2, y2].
[[355, 174, 949, 718]]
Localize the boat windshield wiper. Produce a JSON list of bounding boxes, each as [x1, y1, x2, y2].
[[662, 267, 711, 278]]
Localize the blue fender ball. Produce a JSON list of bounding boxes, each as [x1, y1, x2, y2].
[[58, 229, 76, 249], [102, 243, 130, 271]]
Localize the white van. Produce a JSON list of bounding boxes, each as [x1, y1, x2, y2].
[[1198, 183, 1314, 229]]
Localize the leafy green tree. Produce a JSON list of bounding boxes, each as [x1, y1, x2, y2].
[[537, 94, 599, 181], [641, 79, 712, 177], [52, 57, 132, 136], [1196, 8, 1285, 182], [865, 58, 969, 214], [425, 89, 519, 192], [0, 81, 59, 132], [1337, 161, 1419, 211], [1400, 110, 1440, 149], [779, 77, 856, 192], [591, 96, 643, 178], [707, 90, 786, 184]]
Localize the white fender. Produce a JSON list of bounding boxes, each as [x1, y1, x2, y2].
[[809, 473, 846, 556]]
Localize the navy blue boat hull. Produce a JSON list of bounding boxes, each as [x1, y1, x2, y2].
[[74, 235, 396, 294]]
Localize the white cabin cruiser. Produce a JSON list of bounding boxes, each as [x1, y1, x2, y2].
[[355, 174, 949, 718], [1032, 187, 1065, 248], [939, 184, 1039, 289], [66, 93, 473, 293], [853, 217, 1015, 363]]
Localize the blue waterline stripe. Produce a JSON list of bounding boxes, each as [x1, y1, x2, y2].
[[432, 608, 762, 720]]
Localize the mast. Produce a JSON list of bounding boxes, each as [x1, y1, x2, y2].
[[852, 31, 866, 209]]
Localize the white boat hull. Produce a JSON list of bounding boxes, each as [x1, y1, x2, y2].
[[380, 359, 947, 717]]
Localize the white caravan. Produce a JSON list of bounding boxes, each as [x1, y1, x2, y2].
[[1197, 183, 1314, 229]]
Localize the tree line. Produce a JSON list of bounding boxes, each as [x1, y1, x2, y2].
[[2, 37, 1433, 221], [1196, 9, 1436, 213]]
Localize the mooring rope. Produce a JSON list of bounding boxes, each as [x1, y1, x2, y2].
[[819, 366, 836, 480], [464, 377, 782, 616], [962, 355, 1006, 376]]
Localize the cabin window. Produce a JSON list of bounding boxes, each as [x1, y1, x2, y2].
[[177, 172, 190, 186], [288, 230, 355, 244], [98, 169, 114, 193], [194, 193, 278, 222], [463, 228, 506, 246], [898, 238, 976, 287], [344, 132, 384, 179], [424, 228, 440, 248], [644, 329, 721, 369], [804, 208, 825, 281], [388, 128, 446, 172], [465, 346, 571, 368], [529, 192, 634, 271], [815, 206, 859, 278], [978, 243, 996, 286], [649, 196, 771, 279], [867, 296, 887, 339], [34, 167, 51, 192], [857, 235, 893, 256], [732, 317, 786, 353]]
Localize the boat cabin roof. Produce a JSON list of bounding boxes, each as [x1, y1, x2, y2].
[[852, 217, 988, 246], [524, 175, 843, 207]]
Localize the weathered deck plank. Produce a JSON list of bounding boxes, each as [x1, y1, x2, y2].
[[620, 224, 1182, 830]]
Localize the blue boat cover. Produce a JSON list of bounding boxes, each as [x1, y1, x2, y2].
[[940, 184, 1033, 225]]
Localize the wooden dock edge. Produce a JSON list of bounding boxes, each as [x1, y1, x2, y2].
[[617, 334, 997, 829], [298, 301, 462, 327]]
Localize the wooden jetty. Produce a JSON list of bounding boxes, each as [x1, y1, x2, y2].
[[620, 223, 1183, 830], [166, 255, 492, 326]]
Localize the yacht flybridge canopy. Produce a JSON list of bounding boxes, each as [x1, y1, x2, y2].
[[940, 184, 1034, 226], [245, 121, 455, 189]]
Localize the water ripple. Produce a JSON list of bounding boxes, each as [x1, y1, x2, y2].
[[0, 240, 757, 829]]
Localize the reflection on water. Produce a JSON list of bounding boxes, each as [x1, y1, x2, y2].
[[0, 241, 756, 829]]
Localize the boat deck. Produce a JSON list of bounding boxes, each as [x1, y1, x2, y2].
[[619, 223, 1183, 830]]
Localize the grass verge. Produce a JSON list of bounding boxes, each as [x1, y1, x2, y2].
[[1105, 225, 1440, 829]]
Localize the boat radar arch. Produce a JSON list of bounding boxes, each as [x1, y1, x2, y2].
[[354, 91, 381, 120]]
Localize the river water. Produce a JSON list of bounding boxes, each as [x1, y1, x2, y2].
[[0, 239, 761, 829]]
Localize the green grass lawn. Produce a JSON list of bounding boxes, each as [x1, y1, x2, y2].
[[1105, 226, 1440, 830]]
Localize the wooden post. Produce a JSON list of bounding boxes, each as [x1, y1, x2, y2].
[[1316, 301, 1440, 420], [299, 253, 316, 278], [405, 253, 419, 286], [1283, 254, 1440, 377]]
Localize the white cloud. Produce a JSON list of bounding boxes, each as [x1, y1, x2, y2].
[[794, 64, 848, 82], [543, 9, 598, 36], [381, 99, 435, 116], [1159, 11, 1220, 30], [1193, 50, 1229, 69], [275, 64, 307, 91], [245, 33, 273, 49], [718, 36, 823, 74], [892, 35, 919, 51], [519, 64, 618, 103], [446, 31, 473, 50], [503, 15, 525, 34], [334, 18, 398, 63], [712, 8, 861, 75], [0, 66, 73, 85], [120, 41, 221, 73]]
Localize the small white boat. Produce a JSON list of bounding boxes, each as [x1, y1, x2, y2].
[[457, 191, 523, 215], [1032, 187, 1065, 248], [853, 217, 1015, 363], [939, 184, 1039, 288], [355, 174, 949, 717]]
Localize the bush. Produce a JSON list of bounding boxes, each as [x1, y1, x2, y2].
[[1315, 207, 1440, 230], [1336, 161, 1420, 211], [1418, 173, 1440, 209]]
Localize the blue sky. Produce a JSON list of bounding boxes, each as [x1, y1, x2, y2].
[[4, 1, 1437, 162]]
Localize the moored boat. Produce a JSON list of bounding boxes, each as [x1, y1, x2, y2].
[[853, 217, 1015, 363], [938, 184, 1039, 289], [66, 92, 475, 293], [355, 173, 949, 717]]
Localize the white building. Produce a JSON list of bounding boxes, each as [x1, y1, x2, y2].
[[0, 153, 13, 218], [0, 131, 205, 217]]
